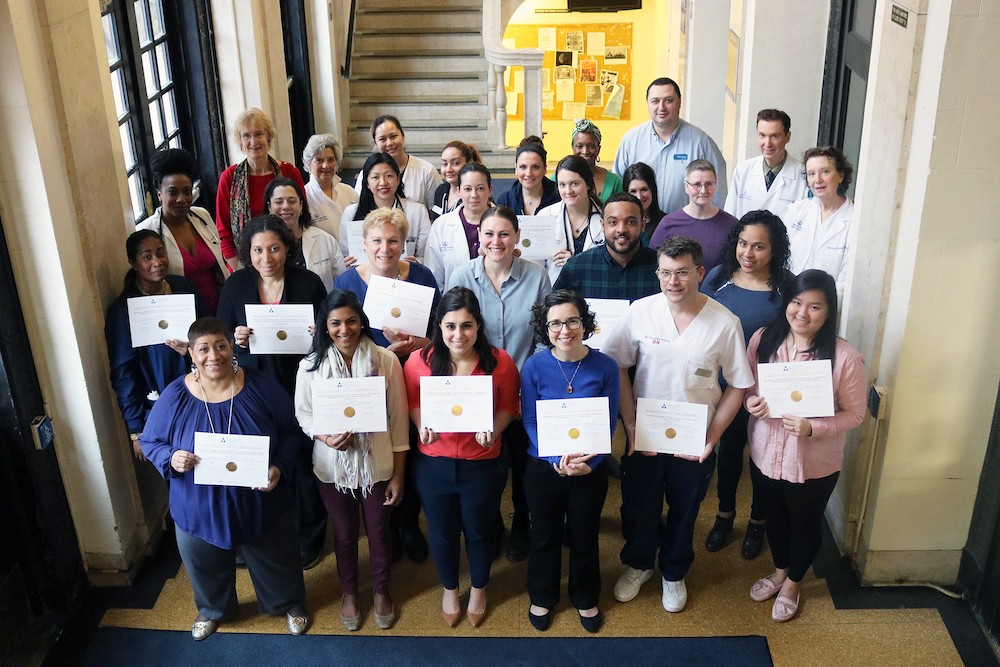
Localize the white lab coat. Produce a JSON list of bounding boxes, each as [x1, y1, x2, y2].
[[724, 155, 808, 222], [137, 206, 229, 278], [785, 196, 854, 301], [300, 225, 346, 292], [534, 201, 605, 284], [424, 207, 476, 290], [339, 198, 431, 264]]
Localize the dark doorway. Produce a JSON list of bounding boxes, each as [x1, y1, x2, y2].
[[279, 0, 315, 179], [0, 213, 85, 662]]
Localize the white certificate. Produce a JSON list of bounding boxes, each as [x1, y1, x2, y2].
[[245, 304, 314, 355], [193, 432, 269, 488], [757, 360, 835, 417], [634, 397, 708, 456], [585, 298, 630, 350], [363, 274, 434, 337], [311, 376, 388, 434], [536, 396, 611, 457], [342, 218, 365, 257], [515, 215, 558, 260], [420, 375, 493, 433], [127, 294, 196, 347]]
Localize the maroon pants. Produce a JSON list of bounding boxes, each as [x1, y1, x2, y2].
[[316, 479, 392, 595]]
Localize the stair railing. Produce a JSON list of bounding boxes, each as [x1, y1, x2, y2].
[[482, 0, 543, 148], [341, 0, 358, 77]]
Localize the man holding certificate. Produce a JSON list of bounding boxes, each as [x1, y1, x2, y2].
[[603, 236, 753, 614], [521, 291, 619, 633]]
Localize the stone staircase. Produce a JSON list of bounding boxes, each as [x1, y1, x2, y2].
[[342, 0, 515, 179]]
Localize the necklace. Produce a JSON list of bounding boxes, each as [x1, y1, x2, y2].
[[260, 277, 284, 304], [555, 354, 584, 394], [197, 375, 235, 434]]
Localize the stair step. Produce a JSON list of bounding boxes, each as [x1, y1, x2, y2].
[[358, 2, 481, 12], [352, 55, 486, 76], [356, 10, 481, 31], [352, 71, 485, 81], [351, 77, 486, 98], [354, 32, 481, 52]]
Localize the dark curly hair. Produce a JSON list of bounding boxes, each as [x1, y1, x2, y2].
[[802, 146, 854, 196], [421, 287, 497, 376], [709, 210, 791, 298], [263, 177, 313, 229], [530, 289, 598, 347], [237, 215, 296, 269]]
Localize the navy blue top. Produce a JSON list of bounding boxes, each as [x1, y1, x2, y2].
[[140, 369, 298, 549], [520, 348, 620, 469], [334, 262, 441, 349], [701, 265, 785, 343], [105, 274, 207, 432], [494, 178, 560, 215]]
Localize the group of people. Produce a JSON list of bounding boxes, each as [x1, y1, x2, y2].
[[103, 74, 867, 640]]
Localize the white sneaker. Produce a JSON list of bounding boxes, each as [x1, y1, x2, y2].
[[613, 567, 654, 602], [661, 577, 688, 612]]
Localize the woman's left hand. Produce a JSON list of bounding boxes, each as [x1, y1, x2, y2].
[[307, 324, 316, 336], [475, 430, 496, 447], [255, 465, 281, 492], [164, 338, 189, 356], [383, 475, 404, 506], [781, 415, 813, 437], [383, 327, 422, 357], [552, 249, 573, 268], [553, 452, 595, 476]]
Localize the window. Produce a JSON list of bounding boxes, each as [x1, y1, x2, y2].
[[102, 0, 182, 222]]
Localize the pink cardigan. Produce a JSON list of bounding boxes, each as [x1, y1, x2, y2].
[[745, 329, 867, 483]]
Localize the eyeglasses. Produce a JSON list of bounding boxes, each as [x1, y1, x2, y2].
[[684, 181, 717, 191], [654, 267, 699, 280], [546, 317, 583, 333]]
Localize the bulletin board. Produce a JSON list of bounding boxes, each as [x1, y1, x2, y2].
[[502, 23, 632, 122]]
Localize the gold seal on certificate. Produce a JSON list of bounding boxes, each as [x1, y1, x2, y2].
[[568, 427, 581, 440], [790, 390, 803, 402], [225, 461, 237, 472], [451, 405, 464, 416], [276, 330, 288, 341], [522, 238, 532, 247], [390, 307, 402, 318], [665, 428, 677, 439], [343, 406, 356, 418], [128, 293, 197, 347], [158, 320, 169, 329]]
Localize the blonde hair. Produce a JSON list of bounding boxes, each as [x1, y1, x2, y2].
[[362, 207, 409, 241], [232, 108, 276, 148]]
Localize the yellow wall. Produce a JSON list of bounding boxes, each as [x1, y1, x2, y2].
[[503, 0, 672, 168]]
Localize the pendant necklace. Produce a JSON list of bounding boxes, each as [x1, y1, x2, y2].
[[555, 354, 584, 394], [261, 278, 284, 305], [198, 376, 235, 434]]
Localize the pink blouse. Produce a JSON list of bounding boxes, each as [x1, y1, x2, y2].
[[745, 329, 867, 483]]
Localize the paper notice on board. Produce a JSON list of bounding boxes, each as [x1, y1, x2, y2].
[[579, 60, 597, 83], [586, 84, 603, 107], [603, 84, 624, 119], [541, 69, 551, 92], [565, 30, 584, 52], [513, 69, 524, 93], [555, 66, 575, 82], [562, 101, 586, 120], [537, 27, 556, 51], [556, 79, 575, 103], [587, 31, 605, 56], [555, 50, 575, 68], [504, 67, 511, 88], [600, 70, 619, 94], [502, 37, 516, 50], [542, 91, 555, 110], [605, 46, 628, 64]]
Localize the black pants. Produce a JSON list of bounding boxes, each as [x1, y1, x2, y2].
[[715, 407, 764, 520], [751, 462, 839, 582], [502, 419, 531, 522], [524, 457, 608, 609], [391, 423, 424, 536], [295, 439, 328, 560]]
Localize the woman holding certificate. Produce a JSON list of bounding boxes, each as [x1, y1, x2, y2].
[[535, 155, 605, 283], [701, 211, 793, 559], [340, 153, 431, 266], [520, 290, 619, 633], [744, 270, 866, 622], [294, 290, 409, 631], [264, 177, 347, 292], [217, 215, 329, 570], [403, 287, 519, 627], [140, 317, 310, 640], [105, 230, 206, 460]]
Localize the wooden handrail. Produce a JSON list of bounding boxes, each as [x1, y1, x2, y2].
[[341, 0, 358, 77]]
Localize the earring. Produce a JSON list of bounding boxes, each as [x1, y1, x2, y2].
[[190, 363, 199, 380], [232, 356, 240, 375]]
